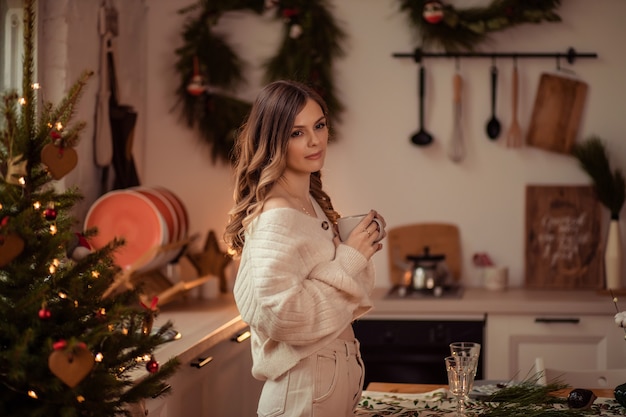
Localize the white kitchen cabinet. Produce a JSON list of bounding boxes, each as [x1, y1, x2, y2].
[[143, 326, 263, 417], [485, 313, 626, 381]]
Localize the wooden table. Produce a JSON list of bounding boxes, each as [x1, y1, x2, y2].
[[366, 382, 615, 399]]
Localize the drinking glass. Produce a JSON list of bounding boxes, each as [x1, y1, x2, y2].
[[450, 342, 481, 375], [445, 355, 476, 417], [450, 342, 481, 402]]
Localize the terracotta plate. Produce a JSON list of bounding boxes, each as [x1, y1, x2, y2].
[[84, 190, 165, 270]]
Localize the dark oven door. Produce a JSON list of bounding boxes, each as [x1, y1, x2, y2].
[[353, 316, 485, 388]]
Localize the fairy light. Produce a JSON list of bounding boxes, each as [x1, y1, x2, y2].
[[122, 327, 129, 335], [74, 300, 79, 308], [28, 390, 38, 399], [95, 352, 104, 362], [33, 201, 41, 210], [18, 97, 26, 105], [58, 291, 67, 299], [49, 224, 57, 235], [18, 177, 26, 186], [32, 82, 40, 90], [76, 395, 85, 403], [92, 271, 100, 279], [55, 122, 63, 131], [49, 258, 60, 274], [136, 354, 151, 363]]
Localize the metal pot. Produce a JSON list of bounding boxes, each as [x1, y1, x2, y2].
[[406, 246, 450, 291]]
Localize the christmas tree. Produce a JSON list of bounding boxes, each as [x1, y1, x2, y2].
[[0, 1, 179, 416]]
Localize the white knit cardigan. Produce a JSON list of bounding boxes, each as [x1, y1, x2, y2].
[[233, 201, 375, 381]]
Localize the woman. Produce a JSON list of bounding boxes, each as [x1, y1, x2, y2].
[[224, 79, 387, 416]]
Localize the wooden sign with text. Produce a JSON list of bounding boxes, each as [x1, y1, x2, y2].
[[525, 185, 603, 289]]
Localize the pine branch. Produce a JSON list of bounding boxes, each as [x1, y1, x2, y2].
[[571, 136, 626, 219]]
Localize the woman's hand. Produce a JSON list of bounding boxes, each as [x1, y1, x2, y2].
[[340, 210, 387, 260]]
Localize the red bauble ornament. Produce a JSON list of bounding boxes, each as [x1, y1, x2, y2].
[[43, 207, 58, 221], [186, 56, 205, 96], [146, 357, 159, 373], [423, 1, 444, 24], [38, 307, 52, 320], [186, 75, 205, 96]]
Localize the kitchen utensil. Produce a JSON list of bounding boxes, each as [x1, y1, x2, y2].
[[406, 246, 451, 291], [448, 71, 465, 162], [387, 223, 461, 286], [506, 64, 523, 147], [526, 73, 588, 154], [486, 65, 501, 140], [411, 65, 434, 146]]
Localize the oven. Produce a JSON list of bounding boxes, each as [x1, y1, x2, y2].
[[353, 314, 485, 388]]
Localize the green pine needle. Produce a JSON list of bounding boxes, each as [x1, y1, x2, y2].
[[571, 136, 626, 219]]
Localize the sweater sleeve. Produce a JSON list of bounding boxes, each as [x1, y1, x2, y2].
[[234, 209, 374, 346]]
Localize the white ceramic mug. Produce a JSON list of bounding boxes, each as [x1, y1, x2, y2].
[[337, 214, 384, 242], [483, 266, 508, 291]]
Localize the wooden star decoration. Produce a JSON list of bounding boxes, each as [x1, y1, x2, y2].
[[186, 230, 232, 293]]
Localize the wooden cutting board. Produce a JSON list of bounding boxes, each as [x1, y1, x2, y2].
[[526, 73, 588, 154], [387, 223, 461, 286], [525, 185, 603, 289]]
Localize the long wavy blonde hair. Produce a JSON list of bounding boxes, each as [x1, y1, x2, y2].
[[224, 80, 340, 256]]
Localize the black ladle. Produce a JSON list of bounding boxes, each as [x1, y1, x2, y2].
[[411, 65, 433, 146], [486, 65, 501, 140]]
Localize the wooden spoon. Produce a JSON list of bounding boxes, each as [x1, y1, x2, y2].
[[506, 65, 523, 148]]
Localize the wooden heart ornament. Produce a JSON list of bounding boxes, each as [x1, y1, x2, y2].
[[0, 233, 25, 267], [48, 346, 95, 388], [41, 143, 78, 180]]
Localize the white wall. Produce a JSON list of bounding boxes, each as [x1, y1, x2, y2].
[[48, 0, 626, 289], [40, 0, 146, 220]]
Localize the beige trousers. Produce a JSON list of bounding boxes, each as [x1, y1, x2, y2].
[[257, 338, 364, 417]]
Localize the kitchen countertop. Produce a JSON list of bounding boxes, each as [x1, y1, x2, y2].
[[152, 294, 245, 365], [149, 286, 620, 363], [365, 286, 619, 318]]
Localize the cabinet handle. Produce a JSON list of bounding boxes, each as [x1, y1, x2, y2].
[[152, 384, 171, 398], [233, 330, 251, 343], [534, 317, 580, 324], [190, 356, 214, 368]]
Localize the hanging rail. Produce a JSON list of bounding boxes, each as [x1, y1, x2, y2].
[[393, 47, 597, 64]]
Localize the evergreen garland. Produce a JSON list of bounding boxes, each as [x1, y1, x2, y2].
[[398, 0, 562, 52], [174, 0, 346, 164]]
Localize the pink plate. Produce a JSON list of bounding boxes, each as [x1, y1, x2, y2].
[[84, 190, 165, 270]]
